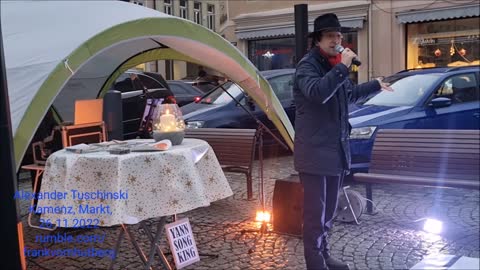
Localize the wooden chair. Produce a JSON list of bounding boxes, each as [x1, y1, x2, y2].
[[23, 99, 107, 230]]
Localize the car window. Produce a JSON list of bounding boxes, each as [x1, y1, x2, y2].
[[436, 73, 479, 103], [365, 74, 440, 106], [169, 83, 190, 95], [138, 74, 164, 90], [113, 73, 134, 93], [199, 82, 244, 105], [269, 74, 293, 101]]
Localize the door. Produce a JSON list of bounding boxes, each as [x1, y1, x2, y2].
[[423, 72, 480, 129]]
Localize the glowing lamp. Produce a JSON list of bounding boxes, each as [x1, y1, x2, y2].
[[255, 210, 271, 223], [434, 49, 442, 57], [152, 104, 185, 145], [423, 218, 443, 234]]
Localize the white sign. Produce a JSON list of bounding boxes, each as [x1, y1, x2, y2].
[[165, 218, 200, 269]]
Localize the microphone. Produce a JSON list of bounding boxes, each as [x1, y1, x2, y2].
[[335, 44, 362, 66]]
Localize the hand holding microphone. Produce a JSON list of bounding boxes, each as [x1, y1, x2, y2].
[[335, 45, 362, 67]]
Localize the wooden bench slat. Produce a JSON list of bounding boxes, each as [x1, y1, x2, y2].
[[370, 169, 479, 180], [377, 129, 480, 135], [371, 151, 478, 161], [375, 137, 480, 144], [370, 163, 480, 174], [370, 158, 480, 170], [355, 173, 480, 189], [374, 141, 479, 149], [372, 147, 480, 154]]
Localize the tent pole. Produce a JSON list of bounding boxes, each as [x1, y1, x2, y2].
[[0, 24, 26, 270]]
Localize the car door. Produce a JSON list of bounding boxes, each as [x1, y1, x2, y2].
[[422, 72, 480, 129]]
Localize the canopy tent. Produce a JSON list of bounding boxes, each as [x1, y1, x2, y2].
[[1, 1, 294, 170]]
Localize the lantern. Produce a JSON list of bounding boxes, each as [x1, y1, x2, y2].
[[434, 49, 442, 57], [152, 104, 185, 145]]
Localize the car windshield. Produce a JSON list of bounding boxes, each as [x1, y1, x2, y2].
[[199, 82, 244, 105], [365, 74, 440, 106]]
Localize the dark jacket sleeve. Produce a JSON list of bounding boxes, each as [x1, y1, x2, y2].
[[347, 79, 382, 104], [296, 61, 350, 104]]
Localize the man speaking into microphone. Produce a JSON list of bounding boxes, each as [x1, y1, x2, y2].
[[293, 13, 393, 270]]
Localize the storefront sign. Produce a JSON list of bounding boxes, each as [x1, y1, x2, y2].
[[413, 37, 436, 45], [165, 218, 200, 269]]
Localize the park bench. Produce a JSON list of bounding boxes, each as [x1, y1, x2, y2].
[[184, 128, 258, 200], [354, 129, 480, 213]]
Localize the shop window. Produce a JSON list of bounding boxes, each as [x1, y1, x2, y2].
[[248, 37, 296, 71], [248, 31, 358, 83], [407, 17, 480, 69]]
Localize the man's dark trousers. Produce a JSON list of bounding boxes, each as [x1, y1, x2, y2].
[[300, 173, 343, 269]]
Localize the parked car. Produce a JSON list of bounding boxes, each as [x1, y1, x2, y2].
[[181, 69, 296, 144], [112, 69, 176, 139], [349, 65, 480, 174], [167, 80, 205, 107]]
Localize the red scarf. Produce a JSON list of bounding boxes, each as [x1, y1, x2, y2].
[[319, 48, 342, 67]]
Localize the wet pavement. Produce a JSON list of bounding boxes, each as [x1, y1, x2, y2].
[[19, 153, 479, 269]]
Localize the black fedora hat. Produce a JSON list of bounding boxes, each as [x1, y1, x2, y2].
[[308, 13, 350, 37]]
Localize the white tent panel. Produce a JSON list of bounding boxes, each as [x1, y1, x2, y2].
[[2, 0, 295, 169], [1, 1, 169, 133]]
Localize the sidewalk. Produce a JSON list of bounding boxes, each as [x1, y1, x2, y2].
[[20, 154, 479, 269]]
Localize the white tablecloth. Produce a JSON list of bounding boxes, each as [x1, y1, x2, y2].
[[36, 138, 233, 227]]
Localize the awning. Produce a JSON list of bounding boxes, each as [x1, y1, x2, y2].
[[396, 4, 479, 24], [236, 16, 365, 40]]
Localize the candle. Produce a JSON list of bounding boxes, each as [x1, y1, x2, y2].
[[160, 110, 176, 132]]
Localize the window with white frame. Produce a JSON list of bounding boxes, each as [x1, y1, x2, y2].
[[194, 2, 202, 24], [164, 0, 173, 15], [180, 0, 188, 19], [207, 4, 215, 30]]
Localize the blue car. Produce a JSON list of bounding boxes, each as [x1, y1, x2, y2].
[[349, 66, 480, 174]]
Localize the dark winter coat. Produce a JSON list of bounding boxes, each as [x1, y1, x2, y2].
[[293, 48, 381, 176]]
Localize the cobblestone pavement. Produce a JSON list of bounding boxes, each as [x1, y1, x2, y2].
[[19, 153, 479, 270]]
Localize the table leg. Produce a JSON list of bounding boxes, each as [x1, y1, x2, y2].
[[109, 227, 125, 270], [141, 217, 172, 270], [110, 221, 172, 270], [122, 224, 151, 266], [141, 218, 172, 270]]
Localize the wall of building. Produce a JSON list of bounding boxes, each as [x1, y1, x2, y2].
[[131, 0, 220, 80], [220, 0, 479, 82]]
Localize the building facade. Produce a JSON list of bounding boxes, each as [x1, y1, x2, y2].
[[218, 0, 479, 83], [126, 0, 220, 79]]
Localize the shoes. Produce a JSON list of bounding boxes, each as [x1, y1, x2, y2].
[[304, 252, 329, 270], [324, 256, 350, 270]]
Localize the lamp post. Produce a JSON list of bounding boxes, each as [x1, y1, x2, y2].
[[294, 4, 308, 65], [0, 24, 26, 269]]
